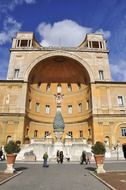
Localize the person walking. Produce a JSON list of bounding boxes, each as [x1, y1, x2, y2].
[[56, 150, 60, 163], [80, 151, 87, 165], [43, 152, 49, 167], [85, 152, 92, 164], [59, 151, 64, 164], [0, 147, 3, 161]]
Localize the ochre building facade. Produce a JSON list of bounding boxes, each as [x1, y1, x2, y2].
[[0, 32, 126, 147]]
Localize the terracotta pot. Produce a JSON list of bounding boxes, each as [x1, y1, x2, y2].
[[6, 154, 17, 164], [94, 154, 104, 165]]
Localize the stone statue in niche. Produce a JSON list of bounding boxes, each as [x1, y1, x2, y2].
[[54, 93, 64, 104]]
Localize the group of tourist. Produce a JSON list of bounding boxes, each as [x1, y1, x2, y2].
[[42, 150, 92, 167], [42, 150, 65, 167], [80, 150, 92, 165], [56, 150, 64, 164]]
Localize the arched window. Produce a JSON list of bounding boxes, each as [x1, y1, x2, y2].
[[45, 105, 50, 114], [14, 69, 20, 79], [77, 83, 81, 90], [67, 83, 72, 92], [57, 84, 62, 93], [37, 82, 41, 89], [46, 83, 51, 92], [99, 70, 104, 80], [68, 105, 72, 114]]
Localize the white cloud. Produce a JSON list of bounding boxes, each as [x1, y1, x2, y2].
[[37, 20, 92, 47], [37, 19, 111, 47], [25, 0, 36, 3], [0, 0, 36, 12], [110, 60, 126, 81], [95, 28, 111, 39], [0, 17, 22, 45]]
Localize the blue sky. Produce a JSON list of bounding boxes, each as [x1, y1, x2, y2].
[[0, 0, 126, 81]]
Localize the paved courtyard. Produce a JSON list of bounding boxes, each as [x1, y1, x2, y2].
[[0, 161, 126, 190]]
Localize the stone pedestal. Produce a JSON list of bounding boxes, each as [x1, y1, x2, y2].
[[5, 164, 15, 173], [96, 164, 106, 173]]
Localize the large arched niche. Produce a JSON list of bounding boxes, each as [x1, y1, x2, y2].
[[24, 51, 94, 83], [25, 53, 92, 140], [28, 55, 91, 84]]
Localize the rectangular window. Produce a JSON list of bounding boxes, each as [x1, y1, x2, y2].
[[68, 105, 72, 114], [118, 96, 124, 106], [79, 130, 83, 138], [14, 69, 20, 78], [35, 102, 40, 112], [45, 131, 49, 137], [57, 84, 62, 93], [34, 130, 38, 137], [121, 128, 126, 136], [99, 70, 104, 80], [78, 103, 82, 112], [68, 131, 73, 138], [45, 105, 50, 114], [92, 41, 99, 48], [20, 40, 28, 47]]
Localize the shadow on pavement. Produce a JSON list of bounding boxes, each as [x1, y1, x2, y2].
[[85, 166, 96, 171], [15, 167, 28, 171]]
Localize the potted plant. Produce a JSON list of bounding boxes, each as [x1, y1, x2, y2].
[[4, 140, 21, 173], [91, 141, 106, 173]]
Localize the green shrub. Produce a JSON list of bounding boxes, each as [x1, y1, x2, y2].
[[91, 141, 106, 155], [4, 140, 21, 154]]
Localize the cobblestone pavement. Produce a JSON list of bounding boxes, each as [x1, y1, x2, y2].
[[97, 171, 126, 190], [0, 161, 126, 190]]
